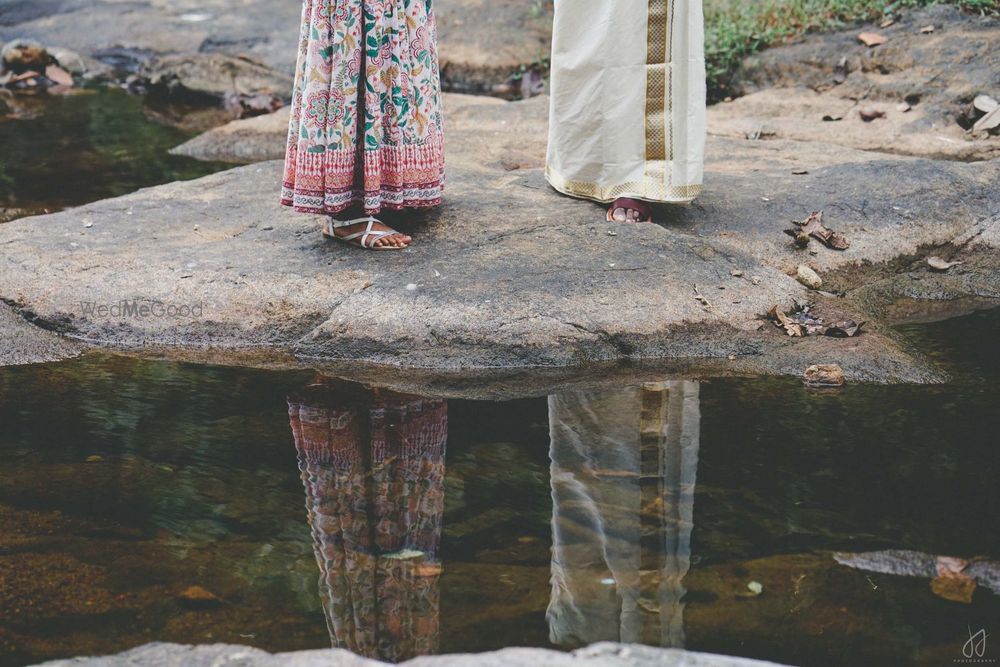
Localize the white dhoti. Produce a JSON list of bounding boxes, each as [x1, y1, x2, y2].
[[546, 382, 701, 648], [545, 0, 706, 204]]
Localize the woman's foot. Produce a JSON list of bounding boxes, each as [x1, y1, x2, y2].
[[323, 217, 413, 249], [607, 197, 653, 223]]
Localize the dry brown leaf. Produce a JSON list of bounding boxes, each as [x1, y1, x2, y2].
[[858, 32, 888, 47], [769, 305, 803, 337], [787, 211, 851, 251], [825, 319, 865, 337], [927, 256, 962, 271], [880, 18, 896, 28]]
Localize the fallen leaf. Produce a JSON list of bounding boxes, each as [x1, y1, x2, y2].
[[85, 455, 104, 463], [803, 364, 846, 388], [927, 256, 962, 271], [786, 211, 851, 250], [859, 108, 886, 122], [919, 24, 935, 33], [858, 32, 888, 47], [974, 94, 999, 114], [44, 65, 73, 87], [769, 305, 803, 337], [880, 18, 896, 28], [825, 319, 865, 337]]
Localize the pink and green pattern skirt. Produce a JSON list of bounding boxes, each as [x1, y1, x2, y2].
[[281, 0, 445, 215]]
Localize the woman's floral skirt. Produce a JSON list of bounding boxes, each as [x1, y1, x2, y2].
[[281, 0, 445, 215]]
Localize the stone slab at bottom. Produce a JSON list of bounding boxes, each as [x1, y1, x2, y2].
[[33, 642, 792, 667]]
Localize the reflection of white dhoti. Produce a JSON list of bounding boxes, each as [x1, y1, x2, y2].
[[545, 0, 706, 204], [547, 382, 700, 648]]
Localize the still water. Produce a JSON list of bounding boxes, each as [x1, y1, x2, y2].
[[0, 86, 230, 221], [0, 309, 998, 667]]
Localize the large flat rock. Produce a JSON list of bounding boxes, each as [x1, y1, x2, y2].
[[3, 91, 999, 382], [34, 641, 788, 667]]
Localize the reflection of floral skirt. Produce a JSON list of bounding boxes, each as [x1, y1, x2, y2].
[[288, 382, 447, 661], [281, 0, 446, 215]]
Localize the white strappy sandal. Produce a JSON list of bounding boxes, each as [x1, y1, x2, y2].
[[322, 216, 408, 250]]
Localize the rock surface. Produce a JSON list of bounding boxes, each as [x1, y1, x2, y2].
[[0, 0, 552, 92], [170, 106, 291, 163], [141, 53, 294, 102], [34, 642, 788, 667], [2, 91, 999, 382], [0, 301, 82, 366], [711, 6, 1000, 161]]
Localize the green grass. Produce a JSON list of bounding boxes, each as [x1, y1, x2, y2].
[[705, 0, 999, 100]]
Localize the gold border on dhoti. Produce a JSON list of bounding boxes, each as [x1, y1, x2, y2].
[[545, 164, 702, 205], [645, 0, 668, 170]]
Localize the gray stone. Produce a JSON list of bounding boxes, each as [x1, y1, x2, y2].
[[141, 53, 293, 102], [711, 6, 1000, 161], [169, 93, 514, 164], [32, 641, 789, 667], [170, 106, 291, 163]]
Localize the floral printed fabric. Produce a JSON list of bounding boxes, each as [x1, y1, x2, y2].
[[281, 0, 445, 215], [288, 385, 447, 661]]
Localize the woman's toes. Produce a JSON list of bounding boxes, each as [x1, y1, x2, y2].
[[611, 208, 627, 222]]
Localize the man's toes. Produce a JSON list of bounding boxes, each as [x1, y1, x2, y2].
[[611, 208, 627, 222]]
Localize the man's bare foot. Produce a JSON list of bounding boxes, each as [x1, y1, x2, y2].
[[607, 197, 653, 223], [323, 217, 412, 249]]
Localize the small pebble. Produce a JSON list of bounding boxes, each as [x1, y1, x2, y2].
[[405, 283, 417, 291], [796, 265, 823, 290]]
